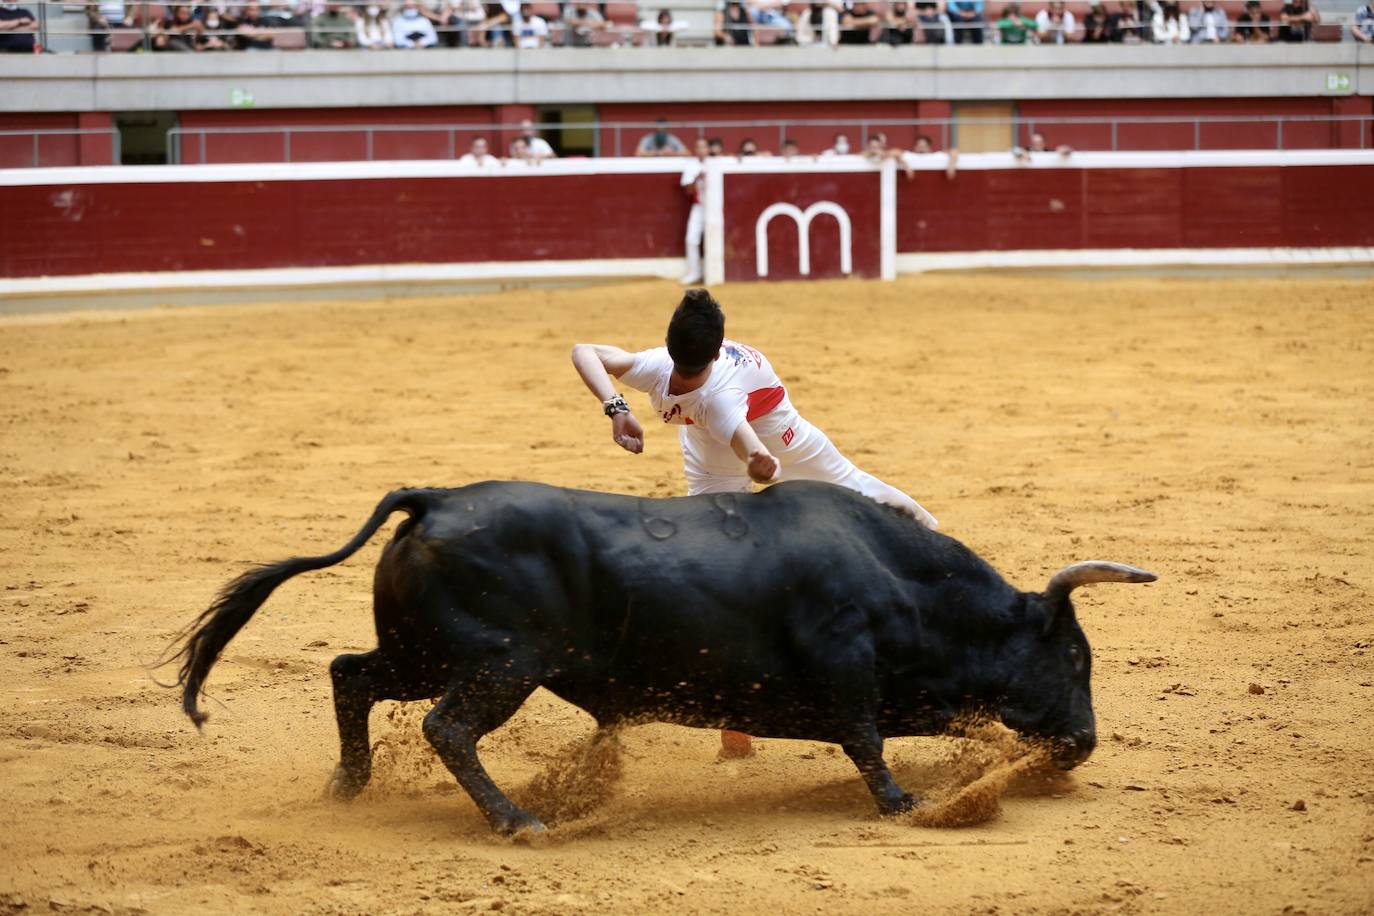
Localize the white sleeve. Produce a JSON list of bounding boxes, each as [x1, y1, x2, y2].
[[680, 161, 702, 187], [619, 347, 672, 393], [699, 387, 748, 447]]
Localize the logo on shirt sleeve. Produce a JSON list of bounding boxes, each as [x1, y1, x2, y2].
[[782, 427, 795, 447]]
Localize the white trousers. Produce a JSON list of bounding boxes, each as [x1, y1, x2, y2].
[[680, 412, 939, 529], [684, 202, 704, 279]]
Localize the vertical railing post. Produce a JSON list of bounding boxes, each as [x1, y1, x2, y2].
[[283, 128, 291, 163], [32, 132, 40, 168], [777, 120, 785, 151], [1193, 118, 1200, 151], [1111, 118, 1118, 151], [614, 124, 621, 158], [200, 131, 206, 165], [1276, 119, 1284, 151], [113, 128, 122, 165], [447, 128, 455, 160], [366, 127, 373, 161]]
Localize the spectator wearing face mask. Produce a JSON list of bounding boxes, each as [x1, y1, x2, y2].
[[356, 3, 393, 45], [636, 120, 688, 157], [1187, 0, 1227, 41], [393, 0, 439, 45], [820, 132, 852, 157]]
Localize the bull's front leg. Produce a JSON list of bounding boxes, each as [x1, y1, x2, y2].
[[842, 728, 915, 816]]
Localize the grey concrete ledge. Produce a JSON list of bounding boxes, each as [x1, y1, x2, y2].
[[2, 43, 1371, 112]]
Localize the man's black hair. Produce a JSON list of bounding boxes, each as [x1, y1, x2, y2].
[[666, 288, 725, 374]]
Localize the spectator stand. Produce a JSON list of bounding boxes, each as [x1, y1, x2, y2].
[[16, 0, 1362, 52]]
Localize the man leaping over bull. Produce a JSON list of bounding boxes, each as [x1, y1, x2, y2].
[[572, 288, 940, 758]]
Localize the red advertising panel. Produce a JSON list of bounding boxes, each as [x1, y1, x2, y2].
[[0, 171, 689, 279], [721, 171, 881, 283]]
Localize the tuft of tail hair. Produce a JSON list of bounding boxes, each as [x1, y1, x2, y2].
[[163, 489, 430, 729]]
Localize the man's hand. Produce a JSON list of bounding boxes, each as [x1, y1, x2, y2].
[[612, 412, 644, 454], [747, 449, 778, 484]]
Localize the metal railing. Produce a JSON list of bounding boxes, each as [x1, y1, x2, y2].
[[163, 115, 1373, 164], [0, 128, 122, 168]]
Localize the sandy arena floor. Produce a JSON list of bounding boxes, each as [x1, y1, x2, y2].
[[0, 275, 1371, 915]]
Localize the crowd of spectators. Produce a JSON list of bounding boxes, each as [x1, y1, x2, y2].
[[0, 0, 1351, 51], [713, 0, 1332, 45]]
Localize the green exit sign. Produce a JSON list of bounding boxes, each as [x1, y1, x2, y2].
[[229, 88, 256, 109], [1324, 72, 1352, 94]]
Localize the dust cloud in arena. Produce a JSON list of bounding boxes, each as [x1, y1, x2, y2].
[[1, 273, 1371, 915]]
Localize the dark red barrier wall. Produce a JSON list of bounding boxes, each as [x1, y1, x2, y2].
[[897, 165, 1374, 252], [0, 171, 689, 278], [722, 172, 881, 282]]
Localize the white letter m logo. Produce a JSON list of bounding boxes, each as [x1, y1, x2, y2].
[[754, 201, 853, 278]]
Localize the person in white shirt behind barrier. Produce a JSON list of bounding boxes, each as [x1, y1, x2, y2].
[[457, 136, 500, 166], [572, 290, 939, 759], [678, 137, 709, 285]]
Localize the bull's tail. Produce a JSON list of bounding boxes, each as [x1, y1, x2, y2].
[[166, 489, 430, 728]]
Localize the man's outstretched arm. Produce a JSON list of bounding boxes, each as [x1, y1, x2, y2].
[[571, 343, 645, 454], [729, 421, 779, 484]]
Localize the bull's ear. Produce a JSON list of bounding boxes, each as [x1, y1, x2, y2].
[[1043, 561, 1157, 605]]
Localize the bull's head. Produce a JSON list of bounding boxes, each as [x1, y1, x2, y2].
[[997, 561, 1156, 770]]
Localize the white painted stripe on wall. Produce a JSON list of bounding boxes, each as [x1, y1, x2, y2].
[[0, 257, 686, 297], [4, 149, 1372, 188], [894, 247, 1374, 273]]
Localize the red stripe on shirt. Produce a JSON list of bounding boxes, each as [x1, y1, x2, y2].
[[746, 386, 786, 421]]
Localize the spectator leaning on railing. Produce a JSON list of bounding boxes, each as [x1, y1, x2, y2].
[[1277, 0, 1318, 41], [1035, 0, 1076, 42], [1151, 0, 1189, 42], [996, 1, 1035, 42], [637, 120, 688, 157], [1232, 0, 1270, 39], [1081, 1, 1115, 40], [309, 1, 358, 47], [235, 2, 277, 48], [1353, 3, 1374, 41], [946, 0, 983, 42], [839, 0, 881, 43], [1188, 0, 1227, 42], [715, 0, 754, 44], [914, 0, 954, 43], [394, 0, 440, 46], [86, 0, 133, 51], [0, 0, 36, 52], [883, 1, 915, 43], [356, 3, 394, 46]]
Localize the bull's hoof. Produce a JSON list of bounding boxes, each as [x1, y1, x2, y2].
[[323, 764, 369, 802], [877, 792, 917, 817], [494, 809, 548, 839]]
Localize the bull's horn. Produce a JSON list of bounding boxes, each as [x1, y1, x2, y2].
[[1044, 561, 1157, 602]]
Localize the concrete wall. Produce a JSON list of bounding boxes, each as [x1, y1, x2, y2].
[[2, 44, 1371, 114]]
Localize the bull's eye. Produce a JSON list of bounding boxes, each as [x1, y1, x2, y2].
[[1069, 644, 1084, 672]]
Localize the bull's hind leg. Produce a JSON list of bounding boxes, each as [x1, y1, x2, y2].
[[423, 654, 544, 837], [326, 649, 433, 801]]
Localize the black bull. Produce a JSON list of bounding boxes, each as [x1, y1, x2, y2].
[[172, 480, 1155, 835]]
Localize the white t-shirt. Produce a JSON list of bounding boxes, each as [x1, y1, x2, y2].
[[457, 152, 499, 167], [680, 158, 705, 205], [619, 340, 794, 447], [516, 13, 548, 46]]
